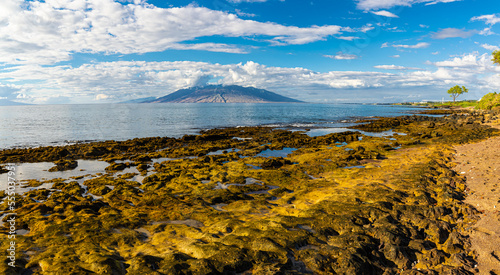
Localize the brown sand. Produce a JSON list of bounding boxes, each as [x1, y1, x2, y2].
[[453, 131, 500, 275]]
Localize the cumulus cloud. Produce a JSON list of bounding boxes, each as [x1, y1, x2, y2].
[[2, 52, 499, 103], [480, 44, 500, 51], [371, 10, 399, 18], [0, 0, 348, 65], [95, 94, 113, 101], [433, 53, 500, 71], [431, 28, 476, 39], [471, 14, 500, 25], [355, 0, 461, 10], [479, 27, 494, 36]]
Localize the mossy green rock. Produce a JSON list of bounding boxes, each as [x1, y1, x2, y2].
[[0, 109, 498, 274], [48, 159, 78, 172]]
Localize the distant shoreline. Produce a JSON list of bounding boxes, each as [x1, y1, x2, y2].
[[0, 103, 422, 150]]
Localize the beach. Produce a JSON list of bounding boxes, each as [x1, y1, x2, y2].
[[0, 108, 499, 274], [453, 121, 500, 275]]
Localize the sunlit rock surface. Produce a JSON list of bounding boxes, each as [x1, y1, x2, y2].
[[1, 108, 499, 274]]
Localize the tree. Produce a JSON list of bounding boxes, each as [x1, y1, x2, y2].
[[447, 85, 468, 103], [493, 50, 500, 65]]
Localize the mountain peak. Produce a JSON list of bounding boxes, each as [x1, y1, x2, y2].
[[144, 85, 303, 103]]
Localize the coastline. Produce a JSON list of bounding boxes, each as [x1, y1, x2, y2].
[[0, 108, 499, 274], [0, 103, 423, 150], [452, 121, 500, 274]]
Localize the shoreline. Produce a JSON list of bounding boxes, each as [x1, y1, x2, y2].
[[452, 122, 500, 274], [0, 103, 424, 150], [0, 108, 499, 274]]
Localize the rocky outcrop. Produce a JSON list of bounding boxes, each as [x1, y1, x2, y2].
[[0, 109, 499, 274], [48, 159, 78, 172]]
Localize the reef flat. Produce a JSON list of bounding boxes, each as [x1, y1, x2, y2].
[[1, 109, 499, 274]]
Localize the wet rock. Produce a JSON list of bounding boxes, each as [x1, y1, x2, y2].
[[2, 109, 497, 275], [105, 162, 128, 172], [0, 165, 8, 174], [297, 250, 336, 274], [136, 163, 149, 172], [52, 181, 85, 196], [25, 189, 51, 201], [130, 154, 152, 162], [48, 159, 78, 172], [417, 248, 447, 268], [261, 157, 292, 169], [84, 145, 110, 158], [448, 253, 475, 270], [127, 255, 162, 274]]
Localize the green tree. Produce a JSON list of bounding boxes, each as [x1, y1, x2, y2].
[[493, 50, 500, 65], [447, 85, 468, 103]]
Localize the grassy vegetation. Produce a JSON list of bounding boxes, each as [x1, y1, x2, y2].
[[396, 100, 478, 108], [397, 93, 500, 110], [476, 92, 500, 110]]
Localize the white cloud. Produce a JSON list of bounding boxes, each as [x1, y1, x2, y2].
[[371, 10, 399, 18], [392, 42, 430, 49], [471, 14, 500, 25], [374, 65, 421, 70], [360, 24, 376, 32], [0, 84, 21, 100], [433, 53, 500, 73], [169, 43, 249, 54], [424, 0, 461, 5], [0, 0, 348, 65], [229, 0, 269, 2], [95, 94, 113, 101], [431, 28, 476, 39], [235, 9, 256, 17], [419, 24, 429, 28], [337, 36, 360, 41], [324, 52, 360, 60], [479, 27, 494, 36], [391, 55, 400, 58], [387, 26, 405, 32], [3, 52, 499, 103], [355, 0, 461, 10], [480, 44, 500, 51]]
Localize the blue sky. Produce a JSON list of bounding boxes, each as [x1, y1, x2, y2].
[[0, 0, 499, 104]]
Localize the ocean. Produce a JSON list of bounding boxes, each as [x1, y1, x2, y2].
[[0, 103, 422, 149]]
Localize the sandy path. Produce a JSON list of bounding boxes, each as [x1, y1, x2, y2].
[[453, 133, 500, 275]]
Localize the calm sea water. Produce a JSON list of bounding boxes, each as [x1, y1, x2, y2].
[[0, 103, 422, 149]]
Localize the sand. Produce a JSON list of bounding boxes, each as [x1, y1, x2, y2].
[[453, 128, 500, 275]]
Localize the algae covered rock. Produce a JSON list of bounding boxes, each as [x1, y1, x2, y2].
[[1, 110, 496, 274], [48, 159, 78, 172], [105, 162, 128, 172], [0, 165, 8, 174]]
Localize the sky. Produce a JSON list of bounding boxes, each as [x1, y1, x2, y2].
[[0, 0, 499, 104]]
